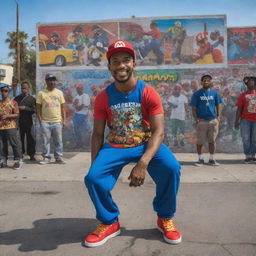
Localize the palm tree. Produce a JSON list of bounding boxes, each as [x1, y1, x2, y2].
[[5, 31, 36, 91], [5, 31, 29, 64]]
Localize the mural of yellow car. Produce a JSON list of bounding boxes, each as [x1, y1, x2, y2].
[[39, 37, 78, 66]]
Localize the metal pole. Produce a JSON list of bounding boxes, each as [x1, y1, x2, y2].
[[16, 2, 20, 83]]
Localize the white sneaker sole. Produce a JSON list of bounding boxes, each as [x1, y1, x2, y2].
[[157, 226, 182, 244], [84, 229, 121, 247]]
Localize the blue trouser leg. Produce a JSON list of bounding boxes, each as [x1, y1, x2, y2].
[[147, 144, 181, 218], [240, 119, 254, 156], [84, 143, 181, 224], [251, 121, 256, 156], [41, 122, 51, 159], [84, 144, 129, 224]]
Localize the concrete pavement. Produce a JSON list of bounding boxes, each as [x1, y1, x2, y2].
[[0, 152, 256, 256], [0, 153, 255, 183]]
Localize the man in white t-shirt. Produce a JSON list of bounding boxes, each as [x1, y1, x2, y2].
[[168, 84, 188, 147], [73, 84, 90, 148]]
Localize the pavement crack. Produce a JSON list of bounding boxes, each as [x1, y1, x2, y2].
[[116, 237, 137, 256]]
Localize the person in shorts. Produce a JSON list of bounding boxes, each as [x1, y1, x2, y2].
[[190, 74, 222, 166]]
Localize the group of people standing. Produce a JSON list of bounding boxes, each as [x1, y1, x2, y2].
[[0, 81, 36, 169], [0, 74, 68, 169]]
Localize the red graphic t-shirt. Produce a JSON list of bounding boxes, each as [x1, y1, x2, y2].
[[94, 80, 164, 148], [236, 91, 256, 122]]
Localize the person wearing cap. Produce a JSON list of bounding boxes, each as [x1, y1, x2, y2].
[[235, 76, 256, 163], [0, 85, 22, 169], [72, 83, 91, 148], [14, 81, 36, 161], [190, 74, 222, 166], [36, 74, 66, 164], [168, 84, 188, 147], [84, 40, 181, 247]]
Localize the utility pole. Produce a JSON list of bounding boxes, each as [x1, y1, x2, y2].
[[16, 1, 20, 83]]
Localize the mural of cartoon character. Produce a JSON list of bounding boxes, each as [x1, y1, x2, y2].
[[47, 32, 63, 50], [138, 22, 164, 65], [87, 25, 109, 66], [165, 21, 186, 64]]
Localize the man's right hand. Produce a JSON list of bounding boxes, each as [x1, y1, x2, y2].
[[234, 121, 240, 130]]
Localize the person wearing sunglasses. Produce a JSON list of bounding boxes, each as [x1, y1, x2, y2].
[[0, 85, 22, 169]]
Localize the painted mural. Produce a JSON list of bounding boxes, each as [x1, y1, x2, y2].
[[36, 16, 256, 153], [120, 16, 226, 68], [38, 22, 118, 67], [37, 66, 255, 153], [228, 27, 256, 65], [37, 15, 227, 68]]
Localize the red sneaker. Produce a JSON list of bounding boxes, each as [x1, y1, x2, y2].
[[157, 217, 182, 244], [84, 222, 120, 247]]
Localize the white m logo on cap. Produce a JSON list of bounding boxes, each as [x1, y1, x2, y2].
[[114, 41, 126, 48]]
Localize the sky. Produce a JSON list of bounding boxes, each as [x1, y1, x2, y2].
[[0, 0, 256, 63]]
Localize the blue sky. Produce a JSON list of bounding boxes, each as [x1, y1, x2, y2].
[[0, 0, 256, 63]]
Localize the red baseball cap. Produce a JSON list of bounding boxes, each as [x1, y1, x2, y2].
[[106, 40, 135, 61]]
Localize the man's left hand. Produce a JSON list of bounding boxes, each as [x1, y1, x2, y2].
[[128, 162, 147, 187]]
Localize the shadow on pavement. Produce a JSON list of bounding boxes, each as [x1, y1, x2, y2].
[[0, 218, 163, 252], [0, 218, 97, 251]]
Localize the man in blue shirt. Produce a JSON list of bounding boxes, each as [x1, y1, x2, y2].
[[190, 74, 222, 166]]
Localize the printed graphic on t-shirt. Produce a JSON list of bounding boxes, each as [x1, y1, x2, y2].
[[246, 94, 256, 113], [108, 102, 151, 147], [43, 95, 61, 108], [0, 100, 18, 130]]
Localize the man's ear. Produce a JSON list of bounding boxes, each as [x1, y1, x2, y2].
[[107, 63, 111, 71]]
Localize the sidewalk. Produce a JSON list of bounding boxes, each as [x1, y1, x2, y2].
[[0, 153, 255, 183], [1, 152, 256, 256]]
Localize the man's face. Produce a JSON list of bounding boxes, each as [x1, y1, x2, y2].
[[246, 78, 256, 90], [108, 52, 136, 84], [76, 86, 83, 95], [46, 79, 56, 90], [21, 83, 29, 95], [201, 76, 212, 89], [1, 87, 10, 99]]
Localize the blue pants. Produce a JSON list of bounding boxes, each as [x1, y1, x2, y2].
[[84, 143, 181, 224], [240, 119, 256, 157], [41, 122, 63, 159]]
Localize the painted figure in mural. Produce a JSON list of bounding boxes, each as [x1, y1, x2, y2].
[[46, 33, 63, 50], [87, 25, 109, 66], [168, 84, 188, 147], [228, 31, 256, 62], [72, 83, 91, 148], [165, 21, 186, 64], [67, 25, 89, 65], [14, 81, 36, 161], [210, 30, 224, 63], [190, 74, 222, 166], [138, 22, 164, 65], [0, 85, 22, 170], [84, 40, 182, 247], [235, 76, 256, 163], [193, 31, 213, 64], [36, 74, 66, 165]]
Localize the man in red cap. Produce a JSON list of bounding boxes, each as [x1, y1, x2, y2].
[[84, 40, 181, 247]]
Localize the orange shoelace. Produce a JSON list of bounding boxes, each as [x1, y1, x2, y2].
[[162, 219, 177, 231], [93, 224, 109, 235]]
